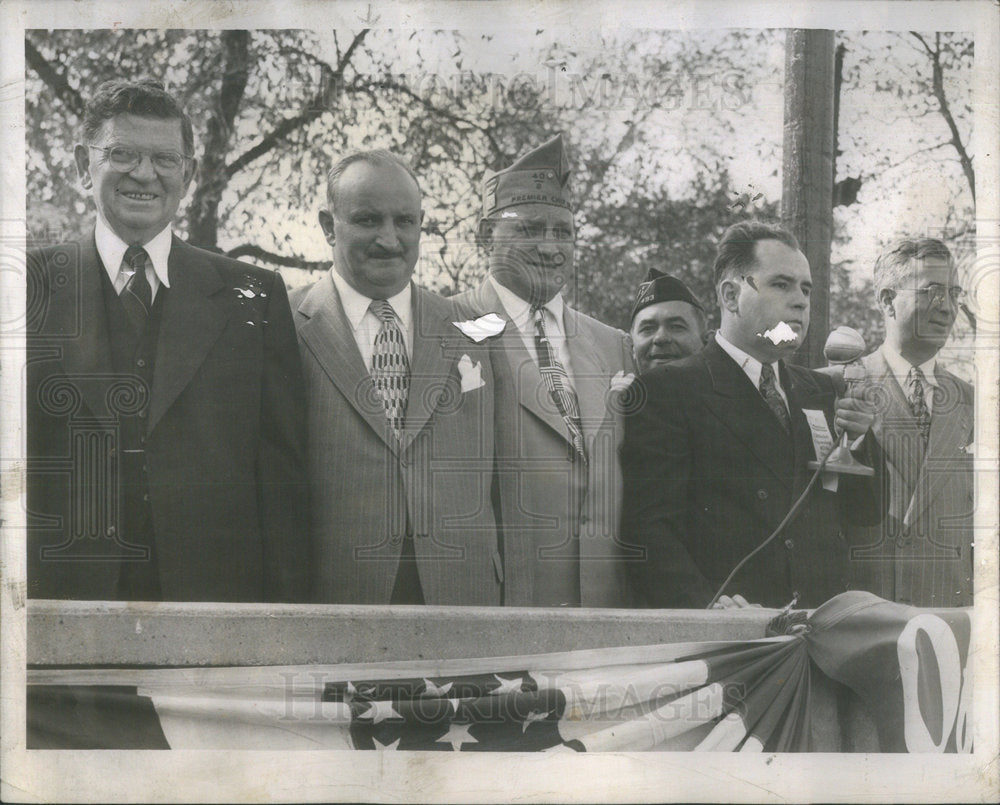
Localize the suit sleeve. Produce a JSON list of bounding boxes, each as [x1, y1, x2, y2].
[[258, 273, 310, 602], [620, 370, 715, 607], [833, 370, 888, 531]]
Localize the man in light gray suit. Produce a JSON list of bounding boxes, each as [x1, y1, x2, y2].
[[453, 134, 637, 607], [290, 151, 502, 605], [840, 238, 974, 606]]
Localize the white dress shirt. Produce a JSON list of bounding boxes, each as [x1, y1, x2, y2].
[[489, 276, 576, 388], [95, 217, 171, 302], [715, 330, 789, 409], [881, 343, 939, 415], [330, 268, 413, 369]]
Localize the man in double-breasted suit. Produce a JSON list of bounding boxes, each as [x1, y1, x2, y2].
[[27, 79, 307, 602], [453, 134, 636, 608], [621, 221, 883, 609], [838, 238, 974, 607], [291, 150, 502, 605]]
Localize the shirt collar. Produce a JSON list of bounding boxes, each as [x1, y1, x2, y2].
[[329, 267, 412, 331], [488, 275, 564, 332], [95, 217, 172, 288], [881, 343, 939, 388], [715, 330, 780, 390]]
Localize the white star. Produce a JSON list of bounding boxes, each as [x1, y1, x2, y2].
[[421, 678, 454, 697], [489, 674, 524, 695], [357, 701, 403, 724], [522, 709, 553, 733], [436, 722, 478, 751], [372, 735, 402, 751]]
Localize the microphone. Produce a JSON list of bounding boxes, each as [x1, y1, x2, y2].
[[806, 326, 874, 477]]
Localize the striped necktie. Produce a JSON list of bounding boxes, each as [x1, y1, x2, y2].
[[534, 307, 586, 462], [906, 366, 931, 442], [759, 362, 790, 433], [120, 246, 152, 333], [369, 299, 410, 438]]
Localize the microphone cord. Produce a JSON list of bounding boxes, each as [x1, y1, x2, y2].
[[706, 438, 841, 610]]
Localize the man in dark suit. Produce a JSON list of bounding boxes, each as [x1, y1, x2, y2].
[[839, 238, 974, 606], [27, 79, 307, 602], [621, 221, 882, 609], [453, 134, 636, 607], [290, 150, 502, 605]]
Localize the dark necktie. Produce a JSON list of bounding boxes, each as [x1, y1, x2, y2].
[[534, 307, 586, 461], [759, 362, 790, 433], [369, 299, 410, 438], [906, 366, 931, 442], [120, 246, 152, 333]]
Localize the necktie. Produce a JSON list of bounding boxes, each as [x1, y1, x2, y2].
[[369, 299, 410, 437], [759, 362, 791, 433], [534, 307, 586, 461], [906, 366, 931, 442], [120, 246, 152, 333]]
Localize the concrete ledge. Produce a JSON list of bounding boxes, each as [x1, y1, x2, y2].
[[27, 599, 779, 667]]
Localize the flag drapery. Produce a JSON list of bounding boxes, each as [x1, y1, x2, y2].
[[27, 592, 972, 752]]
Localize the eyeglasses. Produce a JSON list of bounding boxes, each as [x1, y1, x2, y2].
[[88, 145, 192, 174], [913, 284, 965, 306]]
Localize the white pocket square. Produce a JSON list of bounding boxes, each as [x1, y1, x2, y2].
[[457, 354, 485, 393], [452, 313, 506, 342], [609, 370, 636, 392]]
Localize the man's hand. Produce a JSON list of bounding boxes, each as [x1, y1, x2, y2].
[[834, 396, 876, 442], [711, 594, 762, 610]]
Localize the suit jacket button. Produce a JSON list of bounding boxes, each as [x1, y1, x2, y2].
[[756, 489, 768, 501], [784, 538, 794, 550]]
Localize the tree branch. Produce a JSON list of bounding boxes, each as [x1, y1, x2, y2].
[[224, 30, 370, 179], [225, 243, 331, 271], [25, 34, 84, 118], [924, 32, 975, 201]]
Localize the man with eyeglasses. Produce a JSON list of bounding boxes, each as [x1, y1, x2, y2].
[[839, 238, 974, 606], [26, 78, 308, 602], [452, 134, 636, 607]]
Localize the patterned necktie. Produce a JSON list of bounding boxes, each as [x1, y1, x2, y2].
[[759, 362, 791, 433], [120, 246, 152, 333], [534, 307, 586, 461], [906, 366, 931, 442], [369, 299, 410, 438]]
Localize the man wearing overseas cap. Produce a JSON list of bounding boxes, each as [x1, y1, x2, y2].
[[621, 220, 884, 609], [629, 268, 708, 374], [453, 133, 637, 608]]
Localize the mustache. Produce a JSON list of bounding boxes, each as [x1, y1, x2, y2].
[[367, 246, 406, 259]]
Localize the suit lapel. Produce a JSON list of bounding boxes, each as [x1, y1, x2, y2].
[[51, 236, 115, 419], [701, 340, 792, 485], [473, 280, 572, 444], [402, 288, 461, 449], [907, 369, 973, 525], [563, 306, 610, 439], [295, 272, 398, 453], [148, 238, 228, 433]]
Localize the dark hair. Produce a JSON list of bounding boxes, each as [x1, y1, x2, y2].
[[326, 150, 421, 211], [712, 221, 800, 286], [81, 79, 194, 156], [874, 237, 954, 297]]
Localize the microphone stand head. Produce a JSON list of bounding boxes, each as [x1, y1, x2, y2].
[[808, 325, 875, 476]]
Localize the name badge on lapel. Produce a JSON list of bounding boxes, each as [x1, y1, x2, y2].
[[802, 409, 838, 492]]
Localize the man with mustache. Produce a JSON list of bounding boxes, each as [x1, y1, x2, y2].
[[629, 269, 708, 373], [290, 150, 502, 604], [837, 238, 973, 606], [26, 79, 308, 602], [453, 134, 636, 607], [621, 221, 883, 608]]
